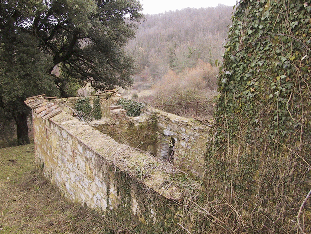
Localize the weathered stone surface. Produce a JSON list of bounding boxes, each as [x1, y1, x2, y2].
[[92, 104, 209, 177], [25, 95, 205, 231]]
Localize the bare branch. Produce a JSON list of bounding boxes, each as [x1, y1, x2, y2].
[[177, 223, 192, 234], [297, 189, 311, 234]]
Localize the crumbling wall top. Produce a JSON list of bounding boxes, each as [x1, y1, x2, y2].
[[25, 95, 201, 201]]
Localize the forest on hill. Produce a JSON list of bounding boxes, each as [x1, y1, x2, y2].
[[127, 5, 233, 80], [125, 5, 234, 118]]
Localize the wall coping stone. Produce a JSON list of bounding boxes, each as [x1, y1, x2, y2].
[[25, 95, 200, 201]]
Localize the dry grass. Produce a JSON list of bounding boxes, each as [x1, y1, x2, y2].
[[0, 144, 130, 233], [123, 61, 218, 122], [149, 61, 218, 120]]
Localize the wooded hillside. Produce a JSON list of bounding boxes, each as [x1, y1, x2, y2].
[[126, 5, 233, 81], [125, 6, 233, 119]]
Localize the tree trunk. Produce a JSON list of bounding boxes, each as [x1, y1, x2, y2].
[[14, 112, 30, 145]]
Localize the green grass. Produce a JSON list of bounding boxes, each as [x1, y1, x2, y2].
[[0, 144, 128, 233]]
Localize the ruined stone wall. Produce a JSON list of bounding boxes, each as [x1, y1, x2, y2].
[[26, 96, 207, 232], [52, 97, 210, 178], [92, 105, 209, 178], [149, 107, 209, 178], [25, 95, 214, 232]]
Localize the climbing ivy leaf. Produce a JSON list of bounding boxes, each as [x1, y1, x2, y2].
[[206, 0, 311, 232]]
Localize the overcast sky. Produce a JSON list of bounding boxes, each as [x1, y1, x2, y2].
[[140, 0, 239, 15]]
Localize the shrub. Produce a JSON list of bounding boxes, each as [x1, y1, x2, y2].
[[74, 98, 93, 121], [117, 98, 144, 117], [75, 98, 92, 115], [150, 62, 218, 119], [93, 97, 102, 120]]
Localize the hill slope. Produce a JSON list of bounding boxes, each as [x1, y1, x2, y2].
[[124, 6, 233, 119], [127, 5, 233, 81]]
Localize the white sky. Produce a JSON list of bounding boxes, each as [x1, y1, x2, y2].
[[140, 0, 239, 15]]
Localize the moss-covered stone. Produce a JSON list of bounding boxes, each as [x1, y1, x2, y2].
[[25, 95, 212, 232]]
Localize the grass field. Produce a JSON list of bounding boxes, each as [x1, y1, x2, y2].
[[0, 144, 129, 234]]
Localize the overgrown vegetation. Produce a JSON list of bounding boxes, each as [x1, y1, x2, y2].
[[150, 61, 218, 119], [117, 98, 145, 117], [0, 0, 142, 145], [95, 113, 159, 158], [93, 97, 102, 120], [75, 98, 92, 117], [74, 97, 103, 121], [205, 0, 311, 232]]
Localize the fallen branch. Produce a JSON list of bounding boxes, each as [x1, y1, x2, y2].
[[177, 222, 192, 234], [190, 200, 235, 234], [297, 189, 311, 234]]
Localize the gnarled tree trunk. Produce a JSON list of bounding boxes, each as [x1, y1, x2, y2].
[[14, 112, 30, 145]]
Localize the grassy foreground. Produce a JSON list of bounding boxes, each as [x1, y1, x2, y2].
[[0, 144, 129, 233]]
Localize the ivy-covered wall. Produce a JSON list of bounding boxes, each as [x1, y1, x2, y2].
[[206, 0, 311, 233]]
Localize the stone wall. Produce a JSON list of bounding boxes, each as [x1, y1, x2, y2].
[[53, 96, 209, 178], [93, 108, 209, 178], [146, 107, 209, 178], [25, 96, 208, 232]]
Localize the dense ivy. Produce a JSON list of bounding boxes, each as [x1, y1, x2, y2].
[[206, 0, 311, 232]]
